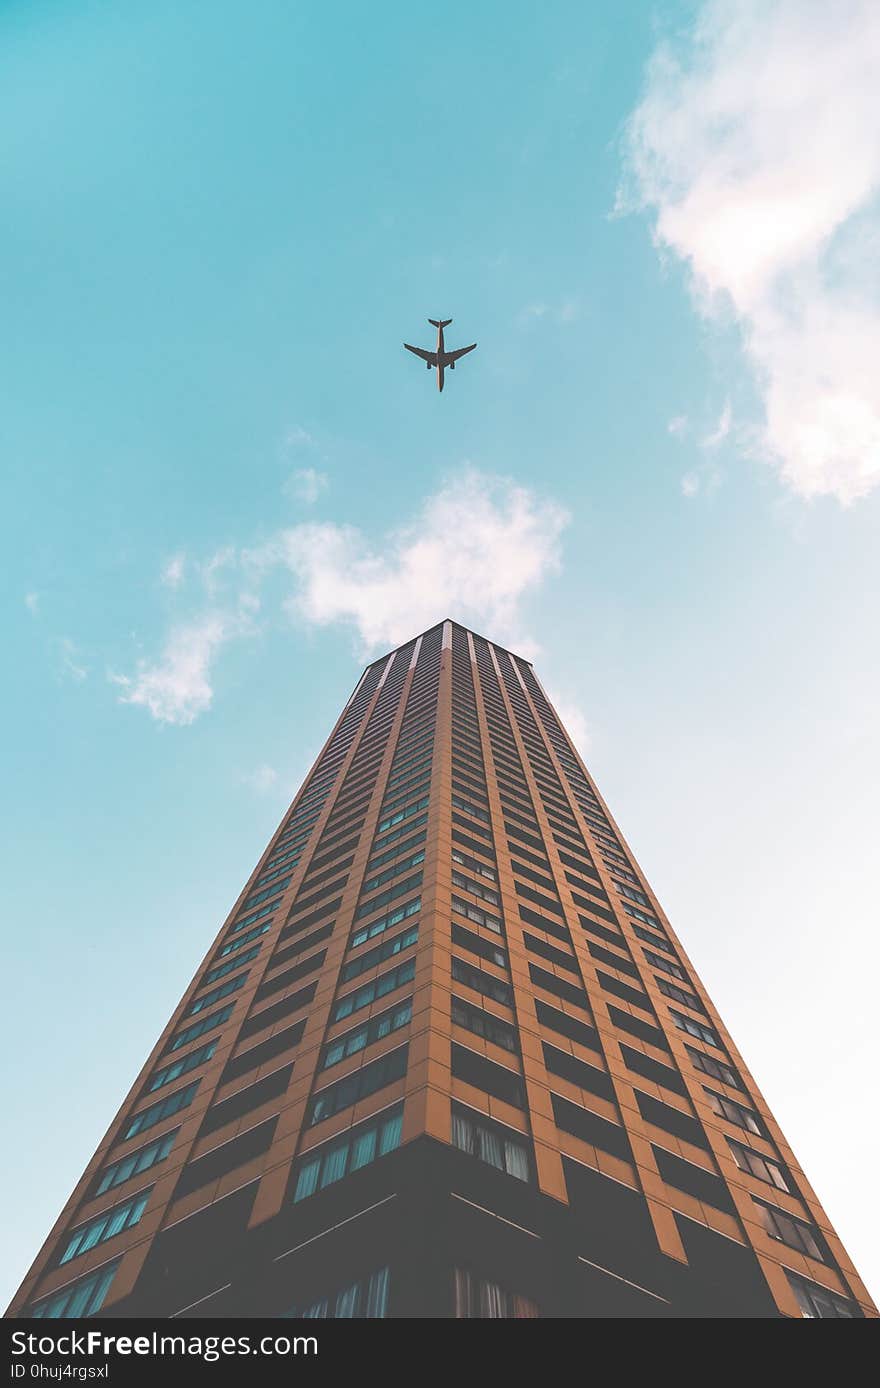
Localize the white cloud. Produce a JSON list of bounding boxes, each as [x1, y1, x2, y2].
[[111, 600, 258, 726], [24, 592, 39, 615], [58, 638, 88, 682], [284, 467, 329, 505], [667, 414, 689, 438], [242, 764, 279, 793], [161, 554, 185, 588], [623, 0, 880, 503], [681, 472, 701, 498], [266, 468, 569, 654], [702, 399, 732, 449], [117, 470, 568, 726]]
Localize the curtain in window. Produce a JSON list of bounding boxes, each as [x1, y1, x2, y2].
[[350, 1128, 377, 1171], [293, 1158, 320, 1202], [301, 1298, 329, 1318], [504, 1139, 529, 1182], [451, 1111, 474, 1155], [334, 1281, 361, 1319], [512, 1294, 540, 1318], [453, 1268, 473, 1318], [319, 1143, 348, 1188], [364, 1266, 390, 1318], [479, 1280, 507, 1318], [477, 1126, 504, 1172], [379, 1111, 402, 1155]]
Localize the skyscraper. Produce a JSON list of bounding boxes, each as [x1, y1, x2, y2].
[[8, 620, 874, 1319]]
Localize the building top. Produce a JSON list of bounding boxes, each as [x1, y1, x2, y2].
[[362, 617, 535, 672]]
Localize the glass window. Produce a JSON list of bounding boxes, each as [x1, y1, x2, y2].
[[786, 1271, 857, 1318], [95, 1131, 176, 1196], [30, 1262, 120, 1319], [292, 1106, 403, 1202], [728, 1139, 790, 1191], [704, 1088, 763, 1136], [451, 1105, 531, 1182], [453, 1268, 539, 1318], [755, 1201, 825, 1261]]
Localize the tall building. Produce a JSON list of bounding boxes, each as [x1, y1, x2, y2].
[[9, 621, 874, 1320]]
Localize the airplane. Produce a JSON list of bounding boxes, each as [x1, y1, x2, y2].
[[404, 318, 477, 392]]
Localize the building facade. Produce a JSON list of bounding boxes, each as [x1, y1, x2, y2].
[[8, 620, 875, 1319]]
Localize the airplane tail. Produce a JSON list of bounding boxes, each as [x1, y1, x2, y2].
[[429, 318, 452, 328]]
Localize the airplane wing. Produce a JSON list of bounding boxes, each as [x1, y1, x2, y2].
[[445, 343, 477, 363], [404, 343, 436, 364]]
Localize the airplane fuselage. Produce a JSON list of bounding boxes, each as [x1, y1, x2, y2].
[[435, 322, 446, 392]]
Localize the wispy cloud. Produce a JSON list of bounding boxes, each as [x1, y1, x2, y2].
[[518, 300, 581, 327], [24, 592, 39, 616], [114, 469, 568, 725], [261, 468, 569, 655], [111, 597, 259, 726], [161, 554, 186, 589], [58, 638, 88, 683], [622, 0, 880, 503], [701, 399, 732, 450], [242, 764, 279, 793], [284, 467, 329, 505]]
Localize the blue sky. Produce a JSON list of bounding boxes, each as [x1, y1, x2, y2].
[[3, 0, 879, 1308]]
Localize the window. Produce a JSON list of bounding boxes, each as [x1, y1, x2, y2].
[[218, 921, 271, 957], [167, 1005, 234, 1053], [451, 895, 502, 934], [453, 1268, 539, 1318], [728, 1139, 790, 1192], [332, 959, 416, 1022], [361, 851, 425, 895], [755, 1200, 825, 1261], [451, 847, 496, 881], [370, 810, 428, 856], [632, 923, 676, 955], [451, 1104, 531, 1181], [30, 1262, 119, 1319], [534, 999, 600, 1052], [642, 948, 687, 981], [307, 1046, 408, 1125], [57, 1191, 150, 1266], [340, 925, 418, 983], [656, 977, 705, 1014], [286, 1266, 391, 1319], [451, 793, 490, 824], [292, 1106, 403, 1201], [686, 1045, 740, 1088], [451, 996, 518, 1052], [186, 973, 248, 1016], [451, 870, 499, 906], [95, 1131, 176, 1197], [528, 963, 589, 1011], [786, 1271, 857, 1319], [451, 956, 513, 1007], [669, 1009, 719, 1048], [451, 923, 507, 969], [704, 1088, 763, 1136], [451, 1043, 525, 1109], [376, 794, 429, 835], [321, 999, 412, 1070], [366, 829, 426, 873], [148, 1041, 216, 1092], [203, 946, 262, 986], [350, 896, 421, 949], [124, 1082, 199, 1140], [354, 873, 423, 921]]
